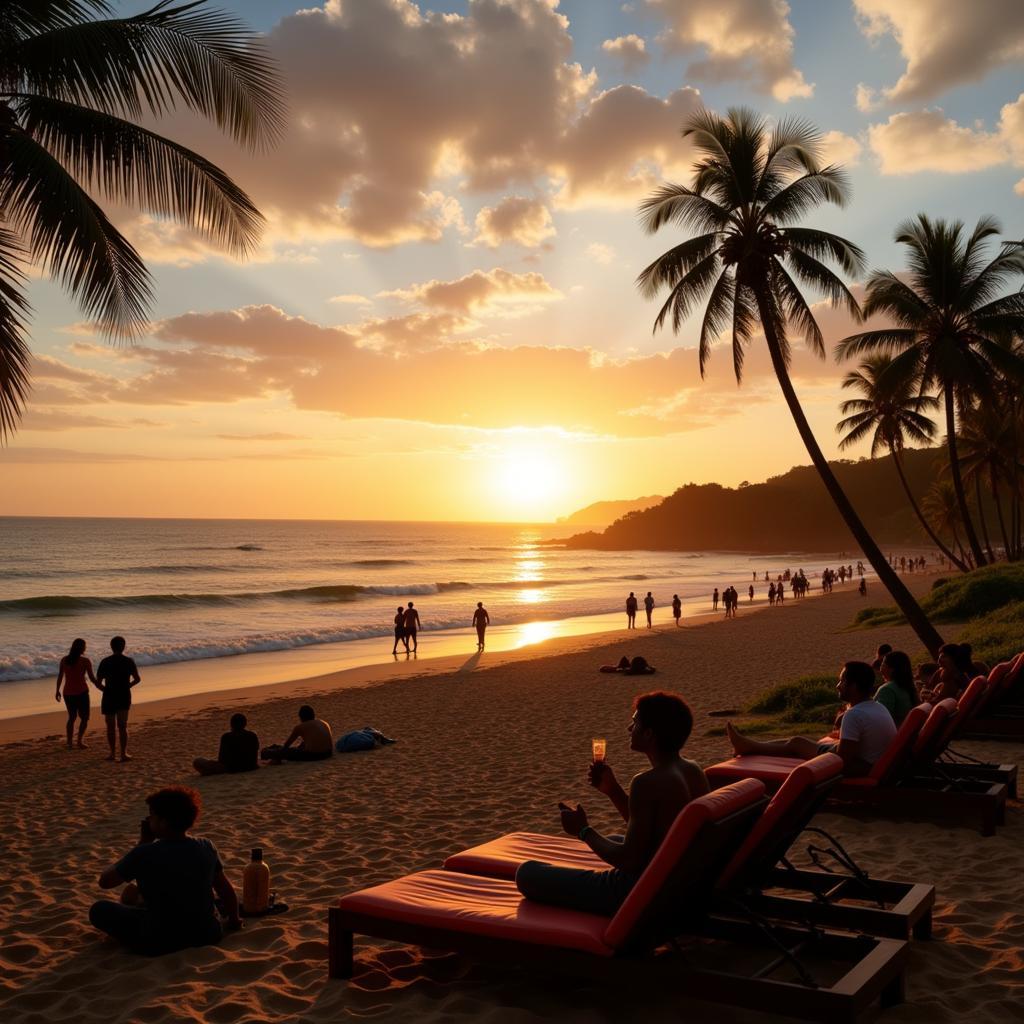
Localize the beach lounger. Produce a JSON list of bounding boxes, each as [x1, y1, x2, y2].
[[328, 780, 909, 1022], [706, 703, 1008, 836], [443, 754, 935, 940], [964, 653, 1024, 741]]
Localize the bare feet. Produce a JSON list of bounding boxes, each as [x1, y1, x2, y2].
[[120, 753, 132, 762], [725, 722, 756, 756]]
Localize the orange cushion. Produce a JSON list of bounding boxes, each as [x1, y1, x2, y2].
[[603, 778, 765, 949], [717, 754, 843, 888], [444, 832, 606, 880], [706, 756, 806, 789], [866, 702, 930, 782], [336, 868, 615, 956], [911, 699, 957, 758]]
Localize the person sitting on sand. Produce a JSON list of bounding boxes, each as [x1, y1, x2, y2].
[[261, 705, 333, 763], [96, 635, 141, 763], [55, 637, 97, 750], [914, 662, 939, 697], [874, 651, 918, 726], [921, 643, 972, 702], [90, 786, 241, 955], [193, 713, 260, 776], [726, 661, 896, 778], [335, 725, 397, 752], [515, 691, 709, 915]]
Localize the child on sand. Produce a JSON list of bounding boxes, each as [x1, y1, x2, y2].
[[90, 786, 241, 955]]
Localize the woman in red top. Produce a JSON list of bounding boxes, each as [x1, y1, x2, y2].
[[56, 638, 97, 749]]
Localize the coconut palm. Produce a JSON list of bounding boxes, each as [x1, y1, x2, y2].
[[922, 481, 970, 567], [637, 107, 944, 654], [837, 353, 965, 569], [837, 215, 1024, 568], [0, 0, 285, 437]]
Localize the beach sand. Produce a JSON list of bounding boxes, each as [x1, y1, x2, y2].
[[1, 577, 1021, 1023]]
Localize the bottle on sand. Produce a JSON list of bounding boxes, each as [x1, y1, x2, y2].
[[242, 847, 271, 914]]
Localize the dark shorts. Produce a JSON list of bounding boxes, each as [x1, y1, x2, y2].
[[816, 740, 839, 756], [102, 690, 131, 716], [89, 900, 222, 956], [394, 627, 405, 639], [64, 692, 90, 718]]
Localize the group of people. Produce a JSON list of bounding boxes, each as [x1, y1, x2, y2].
[[55, 636, 141, 761], [390, 601, 422, 655]]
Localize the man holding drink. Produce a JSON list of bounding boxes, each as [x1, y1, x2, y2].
[[515, 691, 709, 916]]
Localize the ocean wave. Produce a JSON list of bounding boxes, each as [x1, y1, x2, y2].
[[348, 559, 416, 568]]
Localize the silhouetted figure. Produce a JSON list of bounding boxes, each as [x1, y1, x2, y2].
[[644, 591, 654, 628], [768, 582, 776, 606], [193, 713, 260, 776], [392, 605, 408, 656], [96, 636, 141, 763], [403, 601, 421, 652], [712, 587, 719, 611], [473, 601, 490, 649], [261, 705, 333, 763], [671, 594, 681, 627], [515, 692, 709, 916], [56, 637, 96, 749], [90, 786, 241, 954], [625, 591, 638, 629], [748, 584, 754, 603], [858, 578, 867, 597]]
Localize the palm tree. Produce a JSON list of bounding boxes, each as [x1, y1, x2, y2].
[[923, 481, 969, 567], [837, 353, 965, 569], [637, 107, 944, 655], [837, 215, 1024, 568], [0, 0, 284, 437]]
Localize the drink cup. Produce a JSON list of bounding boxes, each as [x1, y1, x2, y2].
[[592, 738, 606, 763]]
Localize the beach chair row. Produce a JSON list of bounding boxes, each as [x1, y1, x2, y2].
[[960, 651, 1024, 740], [328, 755, 935, 1023]]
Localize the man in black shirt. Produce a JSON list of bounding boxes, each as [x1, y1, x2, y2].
[[90, 786, 241, 955], [96, 635, 141, 762], [193, 713, 260, 776]]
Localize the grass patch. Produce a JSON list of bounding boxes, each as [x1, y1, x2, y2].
[[957, 600, 1024, 668], [746, 674, 839, 724], [706, 718, 831, 738]]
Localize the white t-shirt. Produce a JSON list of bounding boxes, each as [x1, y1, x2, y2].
[[839, 699, 898, 765]]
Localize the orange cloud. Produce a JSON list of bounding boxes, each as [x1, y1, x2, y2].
[[472, 196, 556, 248]]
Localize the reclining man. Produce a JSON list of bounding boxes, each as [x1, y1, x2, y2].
[[516, 691, 709, 915]]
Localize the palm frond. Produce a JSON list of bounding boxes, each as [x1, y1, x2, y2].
[[15, 93, 264, 254], [650, 252, 721, 334], [861, 271, 931, 325], [782, 227, 865, 278], [761, 167, 851, 224], [636, 183, 730, 235], [0, 128, 152, 334], [0, 228, 32, 439], [784, 247, 860, 317], [697, 267, 734, 378], [13, 0, 285, 150], [634, 232, 720, 299], [835, 328, 919, 362], [729, 278, 758, 384]]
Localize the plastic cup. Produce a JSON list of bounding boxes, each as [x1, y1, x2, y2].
[[592, 738, 606, 763]]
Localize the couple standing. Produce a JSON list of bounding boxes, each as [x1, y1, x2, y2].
[[391, 601, 421, 655]]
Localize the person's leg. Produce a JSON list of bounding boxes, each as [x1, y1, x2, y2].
[[515, 861, 635, 917], [261, 744, 284, 763], [105, 713, 117, 760], [725, 723, 819, 760], [65, 703, 75, 749], [193, 757, 227, 776], [77, 701, 89, 747], [117, 709, 131, 760], [89, 900, 149, 948]]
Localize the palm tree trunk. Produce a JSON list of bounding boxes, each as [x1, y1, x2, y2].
[[756, 294, 944, 655], [945, 382, 986, 566], [993, 476, 1012, 562], [889, 446, 967, 570], [974, 474, 996, 563]]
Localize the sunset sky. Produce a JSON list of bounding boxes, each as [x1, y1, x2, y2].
[[5, 0, 1024, 522]]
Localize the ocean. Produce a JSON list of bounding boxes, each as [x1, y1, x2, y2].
[[0, 516, 864, 690]]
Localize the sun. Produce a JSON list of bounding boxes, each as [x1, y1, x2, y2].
[[491, 449, 567, 518]]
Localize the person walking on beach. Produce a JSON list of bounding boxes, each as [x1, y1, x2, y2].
[[643, 591, 655, 628], [89, 786, 242, 955], [193, 713, 260, 776], [55, 637, 97, 750], [625, 591, 638, 629], [96, 636, 140, 763], [515, 691, 709, 915], [671, 594, 682, 627], [403, 601, 421, 652], [391, 606, 408, 656], [712, 587, 719, 611], [472, 601, 490, 650], [261, 705, 333, 763], [748, 584, 754, 603]]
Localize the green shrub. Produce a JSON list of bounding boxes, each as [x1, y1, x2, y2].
[[957, 600, 1024, 667], [747, 674, 839, 724]]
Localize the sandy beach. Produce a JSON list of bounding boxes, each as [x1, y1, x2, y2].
[[1, 576, 1021, 1024]]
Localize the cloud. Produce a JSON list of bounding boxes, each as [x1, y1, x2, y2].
[[819, 130, 863, 167], [472, 196, 556, 248], [382, 268, 562, 314], [329, 294, 373, 305], [645, 0, 812, 101], [216, 432, 308, 441], [868, 97, 1024, 177], [601, 34, 649, 73], [586, 243, 616, 265], [853, 0, 1024, 104]]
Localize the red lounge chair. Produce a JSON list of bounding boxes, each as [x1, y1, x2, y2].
[[964, 652, 1024, 740], [443, 754, 934, 941], [328, 780, 909, 1022], [706, 703, 1007, 836]]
